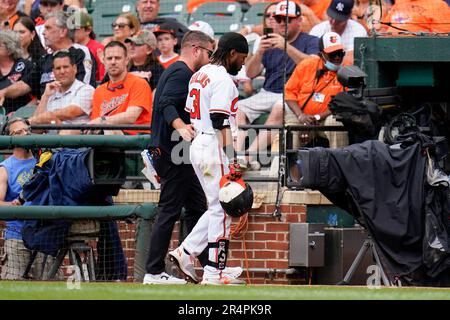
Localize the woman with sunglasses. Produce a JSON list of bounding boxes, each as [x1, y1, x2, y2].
[[102, 13, 140, 47]]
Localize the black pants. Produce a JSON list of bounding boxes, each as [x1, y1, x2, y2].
[[145, 156, 208, 274]]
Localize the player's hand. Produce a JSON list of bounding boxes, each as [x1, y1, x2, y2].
[[177, 124, 195, 142], [228, 160, 243, 180]]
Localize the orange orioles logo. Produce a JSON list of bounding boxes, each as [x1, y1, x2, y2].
[[330, 36, 338, 43]]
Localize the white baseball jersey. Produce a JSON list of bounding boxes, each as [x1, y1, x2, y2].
[[185, 64, 239, 134]]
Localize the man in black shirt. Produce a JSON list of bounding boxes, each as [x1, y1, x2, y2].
[[143, 30, 215, 285], [0, 11, 95, 104]]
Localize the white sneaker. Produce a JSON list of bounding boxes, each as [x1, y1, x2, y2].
[[222, 266, 243, 278], [201, 269, 246, 285], [168, 246, 199, 283], [143, 272, 187, 285]]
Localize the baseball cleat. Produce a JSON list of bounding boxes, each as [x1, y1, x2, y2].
[[200, 274, 246, 285], [168, 246, 199, 284], [143, 272, 187, 285], [222, 266, 243, 278]]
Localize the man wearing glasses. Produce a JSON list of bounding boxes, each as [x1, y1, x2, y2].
[[235, 0, 319, 170], [143, 30, 215, 284]]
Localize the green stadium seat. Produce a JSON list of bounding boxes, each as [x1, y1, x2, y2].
[[84, 0, 95, 14], [242, 2, 272, 26], [92, 1, 135, 41], [188, 2, 243, 37], [158, 0, 189, 25], [11, 104, 37, 119]]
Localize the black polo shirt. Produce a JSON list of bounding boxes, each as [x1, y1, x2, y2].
[[21, 44, 95, 98], [150, 60, 192, 155], [0, 58, 33, 114]]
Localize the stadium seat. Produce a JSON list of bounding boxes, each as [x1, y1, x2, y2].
[[188, 2, 243, 37], [158, 0, 189, 25], [84, 0, 95, 14], [11, 104, 36, 119], [242, 2, 272, 26], [92, 1, 135, 40]]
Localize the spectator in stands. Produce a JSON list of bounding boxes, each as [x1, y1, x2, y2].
[[0, 11, 95, 105], [382, 0, 450, 34], [0, 117, 37, 280], [124, 29, 164, 90], [34, 0, 65, 49], [88, 41, 152, 135], [28, 50, 94, 134], [235, 0, 319, 169], [13, 16, 46, 63], [0, 30, 33, 114], [102, 12, 140, 47], [188, 20, 215, 40], [153, 21, 179, 69], [240, 0, 325, 36], [0, 0, 27, 30], [248, 32, 348, 157], [72, 10, 105, 82], [310, 0, 367, 64], [135, 0, 188, 53]]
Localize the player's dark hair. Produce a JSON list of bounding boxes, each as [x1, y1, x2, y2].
[[210, 47, 230, 66]]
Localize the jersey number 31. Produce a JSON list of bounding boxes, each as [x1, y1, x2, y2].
[[189, 88, 201, 120]]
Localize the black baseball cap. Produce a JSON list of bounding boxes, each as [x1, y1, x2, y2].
[[327, 0, 354, 21], [217, 32, 248, 54]]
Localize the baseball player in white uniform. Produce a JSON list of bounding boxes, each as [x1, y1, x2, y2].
[[169, 32, 249, 285]]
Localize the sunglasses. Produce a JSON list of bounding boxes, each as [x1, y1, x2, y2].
[[107, 83, 125, 92], [328, 50, 345, 60], [112, 22, 130, 29], [194, 45, 213, 58], [274, 16, 295, 24], [40, 1, 59, 7]]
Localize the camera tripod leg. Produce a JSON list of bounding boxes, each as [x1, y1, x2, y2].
[[370, 242, 391, 286], [337, 239, 371, 285]]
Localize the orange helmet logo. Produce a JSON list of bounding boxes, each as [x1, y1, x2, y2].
[[330, 36, 337, 43]]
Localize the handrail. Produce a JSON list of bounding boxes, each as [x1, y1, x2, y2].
[[0, 135, 151, 149], [0, 203, 157, 220]]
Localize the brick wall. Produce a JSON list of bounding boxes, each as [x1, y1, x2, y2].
[[130, 203, 309, 284]]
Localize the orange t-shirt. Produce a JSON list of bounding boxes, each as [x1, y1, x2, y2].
[[91, 73, 152, 135], [285, 55, 344, 115], [158, 55, 180, 69], [383, 0, 450, 34], [308, 0, 331, 20]]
